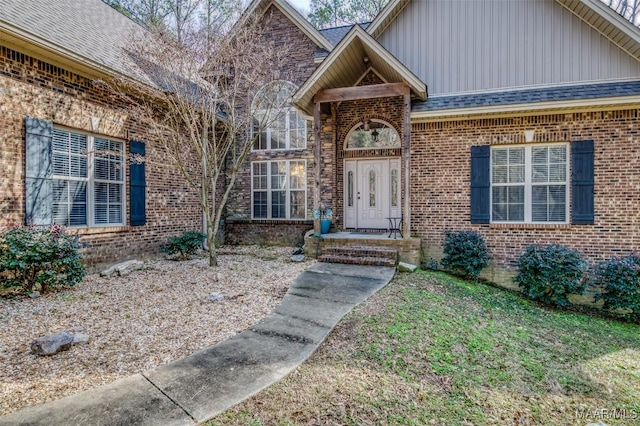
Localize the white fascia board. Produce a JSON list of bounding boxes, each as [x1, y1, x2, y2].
[[410, 95, 640, 120], [0, 19, 120, 78]]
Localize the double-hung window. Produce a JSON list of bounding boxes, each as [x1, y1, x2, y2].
[[252, 160, 306, 219], [52, 128, 125, 227], [491, 144, 568, 223]]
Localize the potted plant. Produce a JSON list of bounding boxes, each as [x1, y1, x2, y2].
[[313, 206, 333, 234]]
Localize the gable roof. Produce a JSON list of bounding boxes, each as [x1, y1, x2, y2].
[[368, 0, 640, 61], [244, 0, 333, 51], [293, 25, 427, 115], [0, 0, 145, 80]]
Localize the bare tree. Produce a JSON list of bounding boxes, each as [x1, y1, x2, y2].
[[167, 0, 201, 42], [108, 13, 289, 266], [308, 0, 389, 29], [608, 0, 640, 25]]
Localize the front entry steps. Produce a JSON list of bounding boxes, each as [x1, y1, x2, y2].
[[319, 245, 398, 267]]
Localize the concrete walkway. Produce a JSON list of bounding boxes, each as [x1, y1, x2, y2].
[[0, 262, 396, 426]]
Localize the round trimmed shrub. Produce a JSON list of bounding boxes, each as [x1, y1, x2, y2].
[[441, 230, 490, 280], [593, 254, 640, 322], [515, 244, 587, 307], [0, 224, 85, 294]]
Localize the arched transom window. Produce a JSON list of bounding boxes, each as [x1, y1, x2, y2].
[[344, 119, 400, 150], [252, 81, 306, 150]]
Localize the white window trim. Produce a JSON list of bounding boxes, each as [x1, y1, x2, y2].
[[52, 127, 126, 228], [490, 143, 569, 224], [251, 160, 307, 220], [344, 118, 401, 151]]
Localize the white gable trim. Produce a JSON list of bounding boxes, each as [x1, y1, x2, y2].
[[244, 0, 333, 51], [411, 95, 640, 121]]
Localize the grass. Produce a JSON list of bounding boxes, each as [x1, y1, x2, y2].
[[209, 270, 640, 426]]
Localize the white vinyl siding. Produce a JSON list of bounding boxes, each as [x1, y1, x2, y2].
[[378, 0, 640, 95], [251, 160, 306, 220], [52, 128, 125, 227], [491, 144, 568, 223]]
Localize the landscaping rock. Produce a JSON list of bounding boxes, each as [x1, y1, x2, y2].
[[207, 292, 224, 302], [290, 254, 305, 262], [101, 260, 144, 277], [398, 262, 418, 272], [30, 331, 74, 356], [72, 333, 90, 345], [28, 291, 40, 299]]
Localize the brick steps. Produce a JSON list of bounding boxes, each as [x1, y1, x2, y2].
[[318, 245, 398, 267]]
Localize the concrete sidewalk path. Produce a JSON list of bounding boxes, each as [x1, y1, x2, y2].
[[0, 262, 396, 426]]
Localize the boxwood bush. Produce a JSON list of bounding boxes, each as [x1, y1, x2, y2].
[[593, 254, 640, 322], [0, 224, 85, 294], [162, 231, 205, 259], [441, 230, 490, 280], [515, 244, 587, 307]]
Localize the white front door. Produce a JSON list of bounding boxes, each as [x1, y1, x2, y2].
[[344, 158, 401, 229]]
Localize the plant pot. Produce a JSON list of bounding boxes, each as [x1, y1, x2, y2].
[[320, 218, 331, 234]]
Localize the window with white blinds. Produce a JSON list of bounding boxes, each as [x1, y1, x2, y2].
[[491, 144, 568, 223], [52, 128, 125, 227]]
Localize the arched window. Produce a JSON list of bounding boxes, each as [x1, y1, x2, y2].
[[344, 119, 400, 150], [252, 81, 306, 150]]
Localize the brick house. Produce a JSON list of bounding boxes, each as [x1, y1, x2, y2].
[[2, 0, 640, 286], [0, 0, 202, 266], [228, 0, 640, 286]]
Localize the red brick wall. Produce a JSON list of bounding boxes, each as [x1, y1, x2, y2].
[[410, 110, 640, 281], [0, 45, 201, 268]]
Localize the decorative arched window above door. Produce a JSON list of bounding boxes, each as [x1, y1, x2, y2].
[[344, 119, 400, 150]]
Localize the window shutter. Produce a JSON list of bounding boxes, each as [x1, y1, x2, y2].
[[129, 140, 146, 226], [24, 117, 53, 225], [571, 140, 594, 225], [470, 145, 491, 224]]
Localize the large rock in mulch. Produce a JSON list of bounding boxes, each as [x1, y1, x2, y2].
[[100, 260, 144, 277], [290, 254, 305, 262], [30, 329, 91, 356], [30, 331, 74, 356], [397, 261, 418, 272]]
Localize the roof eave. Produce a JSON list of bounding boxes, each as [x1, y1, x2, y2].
[[244, 0, 333, 51], [556, 0, 640, 60], [366, 0, 410, 39], [411, 95, 640, 120]]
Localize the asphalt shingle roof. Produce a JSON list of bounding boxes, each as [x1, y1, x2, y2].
[[412, 80, 640, 112], [0, 0, 143, 79], [319, 22, 370, 46]]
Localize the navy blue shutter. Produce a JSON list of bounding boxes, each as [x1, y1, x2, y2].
[[24, 117, 53, 225], [571, 140, 594, 225], [470, 145, 491, 224], [129, 141, 146, 226]]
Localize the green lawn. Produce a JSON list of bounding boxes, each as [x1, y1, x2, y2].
[[210, 270, 640, 426]]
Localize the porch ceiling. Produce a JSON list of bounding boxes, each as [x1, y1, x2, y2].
[[293, 25, 427, 116]]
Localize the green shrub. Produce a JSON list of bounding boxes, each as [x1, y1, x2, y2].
[[441, 230, 490, 280], [593, 255, 640, 322], [0, 224, 85, 294], [515, 244, 587, 307], [162, 231, 205, 259]]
